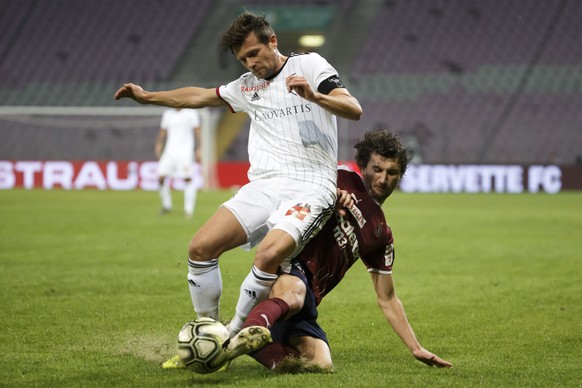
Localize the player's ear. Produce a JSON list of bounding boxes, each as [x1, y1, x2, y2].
[[270, 34, 278, 50]]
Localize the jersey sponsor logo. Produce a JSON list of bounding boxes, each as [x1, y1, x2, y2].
[[240, 81, 270, 93], [251, 92, 260, 101], [285, 203, 311, 221], [253, 103, 311, 122], [333, 213, 361, 260], [384, 243, 394, 267], [347, 194, 366, 228]]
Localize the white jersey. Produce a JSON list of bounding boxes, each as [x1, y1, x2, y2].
[[160, 108, 200, 159], [217, 52, 339, 196]]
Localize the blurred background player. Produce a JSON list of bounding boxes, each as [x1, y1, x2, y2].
[[115, 11, 362, 364], [226, 129, 452, 371], [154, 108, 201, 218]]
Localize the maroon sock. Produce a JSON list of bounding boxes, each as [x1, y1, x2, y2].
[[242, 297, 289, 329], [251, 341, 301, 369]]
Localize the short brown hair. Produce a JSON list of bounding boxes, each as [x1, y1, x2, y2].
[[354, 129, 412, 176], [220, 12, 275, 53]]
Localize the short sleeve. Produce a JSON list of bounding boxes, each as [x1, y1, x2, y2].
[[217, 77, 248, 113], [299, 53, 339, 92]]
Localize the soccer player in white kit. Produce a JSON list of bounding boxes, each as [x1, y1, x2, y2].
[[114, 12, 362, 363], [155, 108, 201, 218]]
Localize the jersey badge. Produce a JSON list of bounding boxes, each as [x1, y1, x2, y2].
[[285, 203, 311, 221], [348, 194, 366, 228]]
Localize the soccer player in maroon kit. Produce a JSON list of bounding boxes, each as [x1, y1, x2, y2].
[[228, 129, 452, 370]]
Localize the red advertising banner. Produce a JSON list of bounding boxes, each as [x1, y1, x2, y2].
[[0, 160, 579, 193]]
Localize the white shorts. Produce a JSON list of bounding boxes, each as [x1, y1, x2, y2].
[[157, 154, 194, 179], [222, 178, 336, 255]]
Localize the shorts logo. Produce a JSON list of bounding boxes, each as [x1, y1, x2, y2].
[[285, 203, 311, 221], [384, 243, 394, 267]]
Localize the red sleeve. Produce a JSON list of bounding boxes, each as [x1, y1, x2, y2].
[[215, 87, 235, 113]]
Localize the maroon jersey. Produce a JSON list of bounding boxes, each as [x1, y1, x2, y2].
[[298, 167, 395, 305]]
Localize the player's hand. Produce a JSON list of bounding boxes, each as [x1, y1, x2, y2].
[[286, 74, 316, 101], [336, 188, 353, 217], [114, 83, 147, 104], [413, 348, 452, 368]]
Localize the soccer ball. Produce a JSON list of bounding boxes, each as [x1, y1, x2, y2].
[[176, 318, 230, 374]]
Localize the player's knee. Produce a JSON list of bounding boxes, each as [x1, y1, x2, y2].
[[273, 288, 304, 316], [292, 337, 333, 370], [315, 359, 333, 370], [271, 276, 305, 315], [254, 247, 283, 273], [188, 235, 217, 261], [255, 240, 295, 273], [285, 293, 304, 316]]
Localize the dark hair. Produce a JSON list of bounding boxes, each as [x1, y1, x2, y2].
[[354, 129, 412, 176], [220, 12, 275, 53]]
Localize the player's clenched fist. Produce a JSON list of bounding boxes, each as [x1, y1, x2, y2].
[[285, 74, 316, 101], [114, 83, 147, 103]]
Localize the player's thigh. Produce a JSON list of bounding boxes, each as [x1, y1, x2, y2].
[[189, 207, 248, 259], [221, 180, 280, 249], [173, 157, 194, 179], [156, 156, 173, 177], [290, 336, 333, 369]]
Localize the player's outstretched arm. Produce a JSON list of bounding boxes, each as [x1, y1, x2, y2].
[[114, 83, 224, 109], [371, 273, 452, 368]]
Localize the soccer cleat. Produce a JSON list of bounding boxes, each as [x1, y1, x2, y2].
[[162, 355, 185, 369], [224, 326, 272, 361], [162, 354, 231, 372]]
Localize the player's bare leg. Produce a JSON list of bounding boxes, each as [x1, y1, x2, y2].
[[158, 176, 172, 214], [187, 207, 248, 319], [183, 177, 196, 218], [290, 336, 333, 370]]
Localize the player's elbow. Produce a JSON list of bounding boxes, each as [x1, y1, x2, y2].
[[347, 104, 363, 121]]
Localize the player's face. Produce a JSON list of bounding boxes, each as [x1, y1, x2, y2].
[[234, 32, 281, 79], [361, 153, 402, 204]]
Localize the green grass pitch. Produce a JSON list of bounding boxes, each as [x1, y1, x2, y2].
[[1, 189, 580, 387]]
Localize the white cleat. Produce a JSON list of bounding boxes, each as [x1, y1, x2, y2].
[[225, 326, 272, 361]]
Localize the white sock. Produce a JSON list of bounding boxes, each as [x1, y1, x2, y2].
[[229, 265, 278, 336], [183, 180, 196, 215], [159, 179, 172, 210], [187, 259, 222, 320]]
